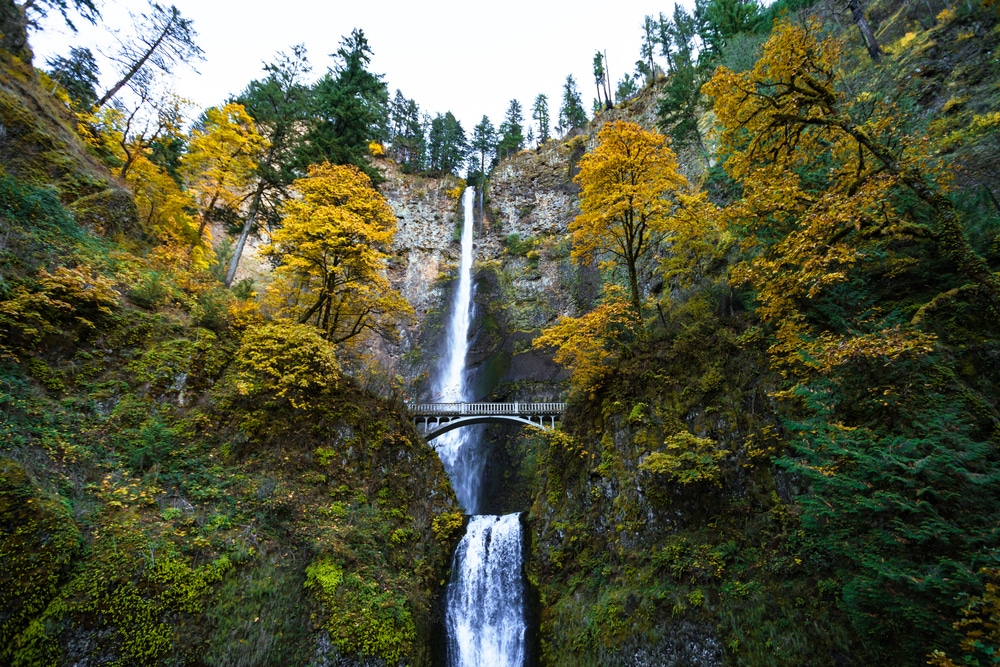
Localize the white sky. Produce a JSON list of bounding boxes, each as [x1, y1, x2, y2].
[[31, 0, 691, 134]]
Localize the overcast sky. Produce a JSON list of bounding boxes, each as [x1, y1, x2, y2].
[[31, 0, 693, 134]]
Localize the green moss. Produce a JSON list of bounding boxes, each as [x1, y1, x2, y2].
[[0, 458, 80, 662]]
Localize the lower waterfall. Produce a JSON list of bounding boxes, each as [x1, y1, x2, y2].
[[445, 514, 527, 667], [433, 188, 527, 667]]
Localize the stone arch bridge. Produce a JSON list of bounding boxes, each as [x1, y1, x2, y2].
[[407, 402, 565, 441]]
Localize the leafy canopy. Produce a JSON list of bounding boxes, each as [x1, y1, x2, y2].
[[262, 162, 412, 345], [571, 120, 687, 316]]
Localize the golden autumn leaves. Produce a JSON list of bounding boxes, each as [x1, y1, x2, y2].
[[262, 162, 411, 346], [538, 18, 994, 399]]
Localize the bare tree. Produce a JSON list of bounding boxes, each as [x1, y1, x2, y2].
[[95, 2, 202, 109]]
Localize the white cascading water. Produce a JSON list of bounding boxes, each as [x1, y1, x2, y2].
[[446, 514, 527, 667], [433, 187, 527, 667], [432, 187, 485, 513]]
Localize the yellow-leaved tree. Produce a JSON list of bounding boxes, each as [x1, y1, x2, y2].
[[703, 20, 998, 375], [532, 284, 641, 399], [699, 20, 1000, 375], [571, 120, 688, 316], [263, 162, 412, 344], [180, 103, 268, 254]]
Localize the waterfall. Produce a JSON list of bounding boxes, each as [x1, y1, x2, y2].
[[432, 187, 485, 513], [445, 514, 527, 667], [432, 187, 527, 667]]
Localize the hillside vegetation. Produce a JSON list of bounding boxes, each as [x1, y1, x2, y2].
[[1, 0, 999, 664]]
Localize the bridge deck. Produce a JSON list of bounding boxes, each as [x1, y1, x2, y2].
[[408, 402, 565, 417]]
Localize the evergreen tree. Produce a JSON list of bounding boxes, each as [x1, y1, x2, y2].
[[656, 6, 707, 154], [698, 0, 762, 55], [557, 75, 588, 136], [298, 29, 388, 179], [46, 46, 99, 110], [470, 114, 497, 183], [532, 93, 551, 144], [388, 90, 425, 172], [615, 72, 639, 104], [427, 111, 466, 175], [95, 2, 203, 110], [640, 16, 658, 85], [497, 99, 524, 160], [226, 44, 313, 286]]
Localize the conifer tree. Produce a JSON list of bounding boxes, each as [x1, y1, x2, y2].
[[45, 46, 99, 110], [497, 99, 524, 159], [225, 44, 312, 286], [298, 29, 388, 180], [532, 94, 551, 144], [557, 75, 587, 136], [95, 2, 203, 110], [427, 112, 466, 175]]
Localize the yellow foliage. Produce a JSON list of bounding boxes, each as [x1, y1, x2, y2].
[[263, 162, 413, 345], [368, 140, 385, 157], [571, 120, 688, 315], [446, 184, 465, 200], [532, 284, 641, 399], [928, 568, 1000, 666], [701, 20, 983, 376], [181, 103, 268, 255], [230, 321, 340, 410], [124, 154, 206, 269], [639, 431, 726, 486], [0, 265, 119, 360]]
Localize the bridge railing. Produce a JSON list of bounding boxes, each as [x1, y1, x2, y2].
[[407, 402, 565, 417]]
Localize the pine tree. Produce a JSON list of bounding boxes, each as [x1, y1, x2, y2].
[[532, 94, 551, 144], [225, 44, 313, 286], [557, 75, 587, 136], [427, 112, 466, 175], [497, 99, 524, 160], [46, 46, 99, 110], [298, 29, 388, 180]]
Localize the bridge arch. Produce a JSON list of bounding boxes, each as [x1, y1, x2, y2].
[[408, 402, 565, 442], [421, 415, 551, 441]]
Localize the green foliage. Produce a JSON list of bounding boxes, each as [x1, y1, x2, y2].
[[0, 459, 80, 662], [305, 555, 416, 664]]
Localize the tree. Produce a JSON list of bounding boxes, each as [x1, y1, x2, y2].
[[470, 114, 496, 180], [226, 44, 313, 287], [427, 111, 466, 175], [570, 120, 688, 316], [46, 46, 99, 109], [180, 103, 268, 258], [640, 16, 658, 85], [557, 75, 587, 136], [703, 18, 1000, 348], [262, 162, 412, 344], [592, 51, 612, 110], [470, 114, 497, 215], [532, 93, 550, 144], [388, 89, 425, 171], [698, 0, 762, 55], [298, 29, 388, 179], [496, 99, 524, 160], [615, 72, 639, 104], [0, 0, 98, 63], [95, 2, 203, 109], [705, 28, 1000, 650], [847, 0, 882, 62], [532, 284, 641, 399]]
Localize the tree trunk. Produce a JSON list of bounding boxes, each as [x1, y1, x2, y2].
[[0, 0, 31, 62], [847, 0, 883, 62], [225, 180, 266, 287], [95, 13, 175, 109]]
